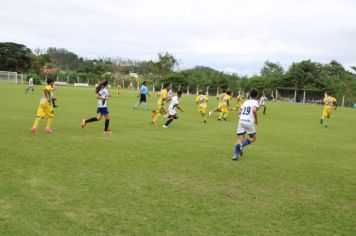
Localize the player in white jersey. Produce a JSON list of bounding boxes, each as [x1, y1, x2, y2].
[[162, 91, 184, 128], [25, 77, 34, 93], [81, 80, 112, 134], [232, 88, 259, 161], [259, 93, 267, 115]]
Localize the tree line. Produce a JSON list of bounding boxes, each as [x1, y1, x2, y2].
[[1, 42, 355, 105]]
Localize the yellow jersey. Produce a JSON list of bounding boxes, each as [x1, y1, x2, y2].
[[323, 96, 337, 109], [236, 95, 243, 107], [157, 89, 168, 105], [39, 85, 53, 105], [221, 94, 231, 108], [196, 95, 208, 107]]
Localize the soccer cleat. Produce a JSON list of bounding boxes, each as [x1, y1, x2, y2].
[[45, 127, 53, 133], [238, 149, 243, 157], [324, 125, 328, 128], [208, 111, 212, 117], [218, 118, 221, 121], [232, 153, 239, 161], [104, 130, 112, 134], [204, 120, 207, 123], [320, 119, 323, 125], [151, 121, 156, 125], [81, 119, 86, 128], [223, 117, 227, 121], [162, 125, 168, 128], [31, 126, 37, 133]]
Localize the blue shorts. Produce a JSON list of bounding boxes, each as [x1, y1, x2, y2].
[[97, 107, 109, 115]]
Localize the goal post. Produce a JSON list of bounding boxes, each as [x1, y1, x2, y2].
[[0, 71, 18, 83]]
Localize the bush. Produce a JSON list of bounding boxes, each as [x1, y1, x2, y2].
[[26, 73, 42, 85]]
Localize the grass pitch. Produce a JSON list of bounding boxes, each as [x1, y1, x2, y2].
[[0, 84, 355, 235]]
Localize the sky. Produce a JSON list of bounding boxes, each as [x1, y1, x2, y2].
[[1, 0, 355, 75]]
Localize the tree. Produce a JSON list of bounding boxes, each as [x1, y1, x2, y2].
[[260, 60, 284, 78], [148, 52, 178, 76], [46, 47, 80, 70], [0, 42, 32, 72]]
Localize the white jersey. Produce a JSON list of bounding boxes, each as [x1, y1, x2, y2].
[[239, 99, 259, 124], [259, 96, 267, 106], [29, 78, 33, 86], [168, 95, 179, 115], [97, 88, 109, 108]]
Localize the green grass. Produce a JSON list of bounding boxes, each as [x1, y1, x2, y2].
[[0, 83, 355, 235]]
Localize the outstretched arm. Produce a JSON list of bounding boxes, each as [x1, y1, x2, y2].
[[253, 106, 258, 124]]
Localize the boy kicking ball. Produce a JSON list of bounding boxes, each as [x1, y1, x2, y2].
[[232, 88, 259, 161], [162, 91, 184, 128]]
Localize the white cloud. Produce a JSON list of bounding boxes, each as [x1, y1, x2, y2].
[[0, 0, 355, 74]]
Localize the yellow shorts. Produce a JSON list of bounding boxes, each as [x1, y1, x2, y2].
[[156, 103, 166, 114], [322, 108, 332, 118], [198, 105, 207, 113], [36, 103, 54, 118], [221, 106, 229, 113]]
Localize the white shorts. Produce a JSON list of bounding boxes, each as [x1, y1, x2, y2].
[[237, 122, 256, 135], [168, 108, 176, 116]]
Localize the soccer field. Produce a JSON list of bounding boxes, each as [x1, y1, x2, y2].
[[0, 84, 355, 235]]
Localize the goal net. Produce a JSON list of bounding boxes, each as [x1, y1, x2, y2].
[[0, 71, 19, 83]]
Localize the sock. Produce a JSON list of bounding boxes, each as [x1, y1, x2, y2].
[[33, 117, 41, 128], [105, 119, 110, 131], [46, 117, 53, 128], [86, 117, 98, 123], [134, 102, 140, 109], [153, 113, 161, 122], [52, 99, 56, 107], [218, 112, 223, 120], [241, 139, 251, 149], [144, 103, 147, 110], [324, 118, 328, 126], [164, 119, 173, 126], [223, 112, 228, 119], [234, 144, 240, 154], [263, 107, 266, 114]]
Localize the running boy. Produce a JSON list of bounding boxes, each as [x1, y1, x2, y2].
[[25, 77, 34, 93], [152, 83, 171, 125], [81, 80, 112, 134], [162, 91, 184, 128], [195, 91, 208, 123], [232, 88, 259, 161], [320, 92, 338, 128], [218, 91, 231, 121], [208, 90, 226, 117], [31, 79, 55, 133], [259, 93, 267, 115]]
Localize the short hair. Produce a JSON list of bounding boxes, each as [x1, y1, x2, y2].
[[226, 91, 231, 95], [163, 83, 170, 88], [47, 78, 54, 84], [143, 81, 147, 85], [250, 88, 259, 98], [222, 89, 226, 93], [198, 90, 203, 95], [177, 91, 183, 96]]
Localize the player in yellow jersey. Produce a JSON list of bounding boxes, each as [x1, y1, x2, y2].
[[31, 79, 55, 133], [208, 90, 226, 117], [116, 82, 121, 96], [152, 83, 171, 125], [320, 92, 338, 128], [218, 91, 232, 121], [195, 91, 209, 123], [232, 92, 243, 113]]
